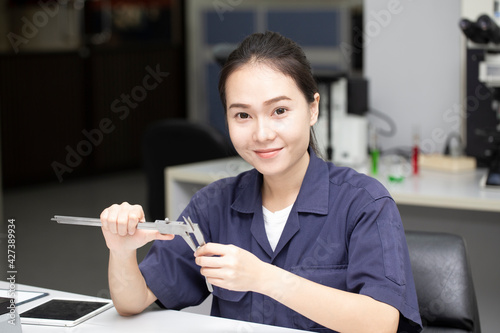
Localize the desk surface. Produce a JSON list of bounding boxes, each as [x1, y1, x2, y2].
[[166, 157, 500, 214], [3, 282, 307, 332]]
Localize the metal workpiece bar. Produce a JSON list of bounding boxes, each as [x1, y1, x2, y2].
[[52, 215, 102, 227], [51, 215, 194, 235]]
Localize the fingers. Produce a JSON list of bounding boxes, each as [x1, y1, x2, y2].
[[194, 244, 261, 292], [140, 230, 174, 245], [195, 242, 231, 257], [100, 207, 110, 230], [156, 232, 175, 241], [194, 243, 238, 269], [100, 202, 145, 236]]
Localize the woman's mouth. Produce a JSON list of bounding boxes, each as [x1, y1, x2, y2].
[[254, 148, 282, 159]]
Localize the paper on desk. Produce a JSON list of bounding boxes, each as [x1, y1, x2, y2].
[[0, 289, 48, 306]]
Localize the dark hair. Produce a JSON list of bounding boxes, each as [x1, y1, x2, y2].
[[218, 31, 321, 156]]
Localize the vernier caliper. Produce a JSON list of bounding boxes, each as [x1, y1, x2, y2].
[[51, 215, 206, 252], [51, 215, 212, 292]]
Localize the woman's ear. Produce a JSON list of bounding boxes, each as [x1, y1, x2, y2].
[[309, 92, 320, 126]]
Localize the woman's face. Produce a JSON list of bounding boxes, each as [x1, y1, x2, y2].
[[225, 63, 319, 179]]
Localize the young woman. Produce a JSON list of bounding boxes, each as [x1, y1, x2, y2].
[[100, 31, 422, 333]]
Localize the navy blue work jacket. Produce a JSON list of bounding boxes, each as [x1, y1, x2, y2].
[[139, 148, 422, 332]]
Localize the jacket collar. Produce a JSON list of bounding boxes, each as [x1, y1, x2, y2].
[[231, 147, 330, 216]]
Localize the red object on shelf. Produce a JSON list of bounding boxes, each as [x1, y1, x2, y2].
[[412, 145, 419, 175]]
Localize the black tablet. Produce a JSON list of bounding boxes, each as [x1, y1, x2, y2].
[[20, 298, 113, 327], [485, 170, 500, 186]]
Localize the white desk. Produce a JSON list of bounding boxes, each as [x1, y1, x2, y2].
[[165, 157, 500, 218], [2, 282, 307, 332], [378, 168, 500, 212]]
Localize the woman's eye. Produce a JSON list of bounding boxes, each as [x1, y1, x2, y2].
[[236, 112, 250, 119], [274, 108, 287, 116]]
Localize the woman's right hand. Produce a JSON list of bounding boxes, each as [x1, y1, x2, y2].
[[100, 202, 174, 253]]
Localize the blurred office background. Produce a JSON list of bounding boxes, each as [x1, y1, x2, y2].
[[0, 0, 499, 332]]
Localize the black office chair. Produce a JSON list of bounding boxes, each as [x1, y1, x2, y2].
[[405, 231, 481, 333], [142, 119, 235, 220]]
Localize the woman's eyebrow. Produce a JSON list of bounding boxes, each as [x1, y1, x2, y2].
[[263, 95, 291, 106], [228, 102, 250, 110], [228, 96, 292, 110]]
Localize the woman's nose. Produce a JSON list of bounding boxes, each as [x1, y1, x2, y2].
[[253, 118, 276, 142]]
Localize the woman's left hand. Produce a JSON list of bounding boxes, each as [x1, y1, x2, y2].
[[194, 243, 267, 292]]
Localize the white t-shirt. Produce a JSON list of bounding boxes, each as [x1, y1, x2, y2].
[[262, 204, 293, 251]]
